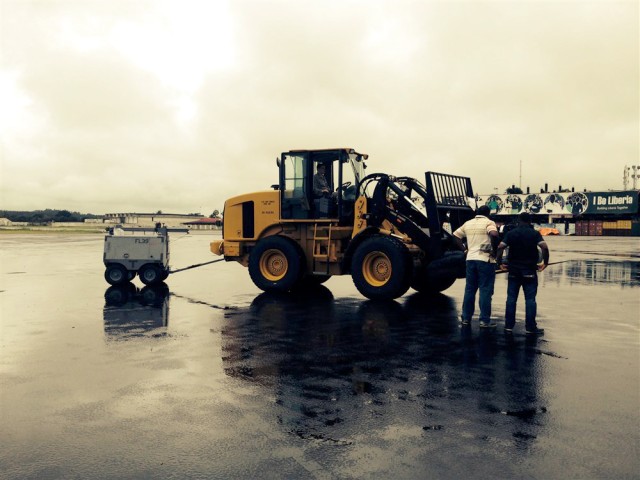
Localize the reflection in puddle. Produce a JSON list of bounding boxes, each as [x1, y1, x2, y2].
[[544, 260, 640, 287], [103, 283, 170, 339], [221, 287, 547, 449]]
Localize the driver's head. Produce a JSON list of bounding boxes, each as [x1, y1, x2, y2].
[[317, 164, 326, 173]]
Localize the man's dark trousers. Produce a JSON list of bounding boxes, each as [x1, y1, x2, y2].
[[505, 268, 538, 330], [462, 260, 496, 323]]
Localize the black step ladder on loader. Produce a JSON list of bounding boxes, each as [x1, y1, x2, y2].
[[312, 223, 333, 275]]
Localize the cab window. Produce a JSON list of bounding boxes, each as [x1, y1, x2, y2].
[[281, 153, 310, 219]]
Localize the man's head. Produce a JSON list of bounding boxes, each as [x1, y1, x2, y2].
[[477, 205, 490, 216], [519, 212, 532, 224], [316, 164, 326, 173]]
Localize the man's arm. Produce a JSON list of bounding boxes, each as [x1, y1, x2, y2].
[[453, 235, 466, 252], [496, 241, 508, 270], [538, 241, 550, 271], [488, 229, 500, 256]]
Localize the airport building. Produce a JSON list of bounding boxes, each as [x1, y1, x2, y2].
[[103, 213, 221, 230]]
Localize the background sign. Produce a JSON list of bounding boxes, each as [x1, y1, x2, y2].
[[477, 191, 639, 216]]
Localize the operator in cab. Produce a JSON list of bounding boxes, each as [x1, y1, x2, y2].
[[313, 164, 331, 198]]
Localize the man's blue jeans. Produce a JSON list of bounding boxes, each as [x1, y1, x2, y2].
[[462, 260, 496, 323], [505, 269, 538, 330]]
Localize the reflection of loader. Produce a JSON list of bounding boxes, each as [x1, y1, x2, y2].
[[211, 148, 477, 300]]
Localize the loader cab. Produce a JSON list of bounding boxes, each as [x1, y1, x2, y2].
[[279, 148, 366, 223]]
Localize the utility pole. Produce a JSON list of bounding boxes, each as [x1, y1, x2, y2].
[[519, 159, 522, 190]]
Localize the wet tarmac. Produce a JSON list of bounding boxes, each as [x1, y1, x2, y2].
[[1, 233, 639, 479]]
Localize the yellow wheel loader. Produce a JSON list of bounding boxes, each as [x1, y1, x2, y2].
[[210, 148, 476, 300]]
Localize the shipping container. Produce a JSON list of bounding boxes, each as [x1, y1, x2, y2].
[[616, 220, 632, 236], [617, 220, 632, 229], [603, 221, 616, 236], [588, 220, 603, 236]]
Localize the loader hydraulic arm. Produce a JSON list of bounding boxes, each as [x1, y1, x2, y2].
[[363, 174, 434, 256]]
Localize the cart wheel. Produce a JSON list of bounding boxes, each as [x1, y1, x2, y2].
[[104, 264, 129, 286], [139, 264, 162, 285], [140, 283, 169, 306], [104, 284, 136, 305]]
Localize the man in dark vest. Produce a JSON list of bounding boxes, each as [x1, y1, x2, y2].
[[496, 212, 550, 335]]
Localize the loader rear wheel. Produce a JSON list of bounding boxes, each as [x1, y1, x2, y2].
[[139, 264, 163, 286], [351, 235, 412, 300], [105, 264, 129, 286], [249, 236, 303, 293]]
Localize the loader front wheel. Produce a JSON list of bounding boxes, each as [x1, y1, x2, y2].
[[351, 235, 412, 300], [249, 236, 303, 293], [412, 252, 464, 294], [298, 274, 332, 288], [411, 272, 457, 294]]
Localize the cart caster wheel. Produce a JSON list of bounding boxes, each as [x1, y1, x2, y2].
[[105, 264, 129, 286], [139, 264, 162, 285]]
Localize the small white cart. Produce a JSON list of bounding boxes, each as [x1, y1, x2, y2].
[[103, 225, 187, 286]]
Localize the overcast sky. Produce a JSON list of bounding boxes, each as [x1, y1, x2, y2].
[[1, 0, 638, 215]]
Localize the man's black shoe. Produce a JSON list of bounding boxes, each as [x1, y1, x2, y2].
[[525, 328, 544, 336]]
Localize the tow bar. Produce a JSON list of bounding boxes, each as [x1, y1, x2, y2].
[[168, 258, 225, 275]]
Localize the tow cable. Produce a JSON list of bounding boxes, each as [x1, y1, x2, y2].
[[168, 258, 225, 275], [495, 260, 569, 274]]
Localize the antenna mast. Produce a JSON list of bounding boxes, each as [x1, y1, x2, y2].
[[519, 159, 522, 189]]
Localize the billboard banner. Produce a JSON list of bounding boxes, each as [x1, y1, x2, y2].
[[477, 191, 639, 216]]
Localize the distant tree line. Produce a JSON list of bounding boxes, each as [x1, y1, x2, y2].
[[0, 209, 100, 223]]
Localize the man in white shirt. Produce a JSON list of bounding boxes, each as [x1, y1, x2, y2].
[[453, 205, 500, 327]]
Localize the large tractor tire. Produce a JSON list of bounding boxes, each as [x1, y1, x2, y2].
[[411, 251, 464, 294], [298, 274, 332, 288], [351, 235, 412, 300], [249, 236, 304, 293], [411, 271, 457, 295]]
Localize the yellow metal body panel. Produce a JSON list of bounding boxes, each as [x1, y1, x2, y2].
[[352, 196, 368, 238], [223, 190, 280, 241], [223, 241, 242, 257], [210, 240, 223, 255]]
